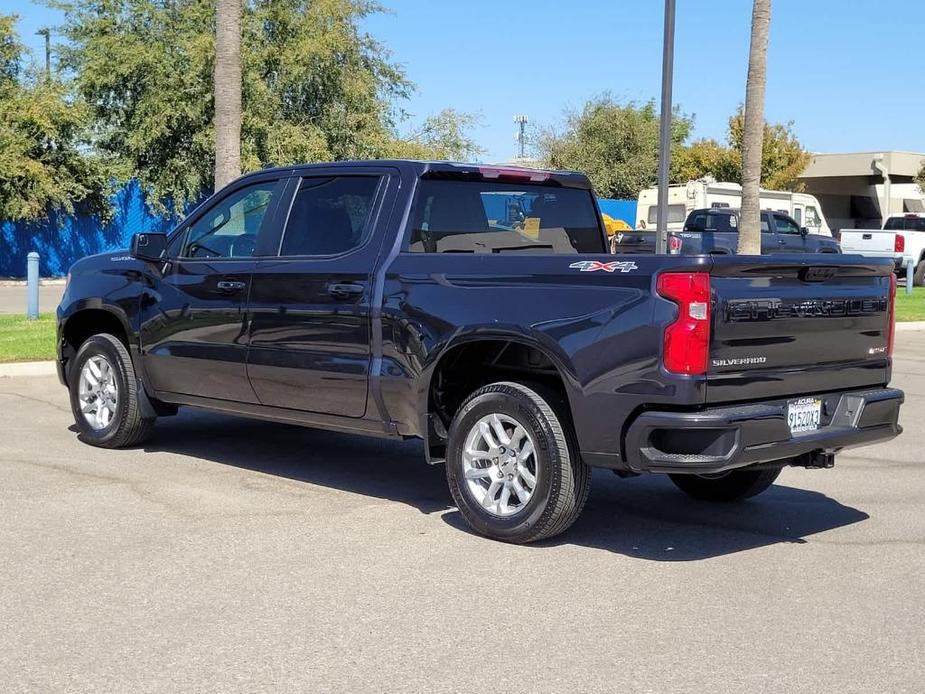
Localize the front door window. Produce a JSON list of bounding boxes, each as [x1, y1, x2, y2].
[[182, 182, 280, 259]]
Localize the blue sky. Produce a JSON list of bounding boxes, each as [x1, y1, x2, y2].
[[8, 0, 925, 163]]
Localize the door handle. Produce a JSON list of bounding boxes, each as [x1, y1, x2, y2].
[[778, 239, 787, 245], [327, 282, 365, 300], [217, 280, 247, 292]]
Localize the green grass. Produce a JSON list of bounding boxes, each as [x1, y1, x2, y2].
[[895, 286, 925, 322], [0, 313, 57, 362]]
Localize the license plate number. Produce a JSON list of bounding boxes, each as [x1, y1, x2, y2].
[[788, 398, 822, 433]]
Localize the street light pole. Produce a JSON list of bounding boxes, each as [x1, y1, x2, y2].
[[655, 0, 676, 254]]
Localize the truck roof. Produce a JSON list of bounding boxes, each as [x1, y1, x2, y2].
[[235, 160, 594, 189]]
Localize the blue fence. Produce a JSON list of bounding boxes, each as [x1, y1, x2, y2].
[[597, 198, 637, 225], [0, 180, 175, 278]]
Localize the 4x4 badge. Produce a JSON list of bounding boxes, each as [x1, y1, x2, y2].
[[569, 260, 638, 273]]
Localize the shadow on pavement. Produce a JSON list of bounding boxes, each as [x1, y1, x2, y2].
[[143, 409, 452, 515], [143, 409, 869, 561]]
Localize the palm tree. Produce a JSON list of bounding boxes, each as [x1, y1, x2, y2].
[[737, 0, 771, 255], [214, 0, 241, 192]]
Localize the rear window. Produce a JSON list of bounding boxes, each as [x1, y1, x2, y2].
[[884, 216, 925, 232], [685, 211, 738, 233], [408, 180, 605, 254]]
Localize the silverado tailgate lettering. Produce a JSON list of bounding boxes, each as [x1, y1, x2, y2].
[[725, 297, 888, 322]]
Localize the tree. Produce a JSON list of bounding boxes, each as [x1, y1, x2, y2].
[[727, 110, 808, 191], [0, 14, 110, 222], [738, 0, 771, 256], [675, 111, 809, 191], [392, 109, 483, 161], [537, 94, 693, 200], [915, 160, 925, 194], [214, 0, 241, 191], [672, 138, 739, 184], [51, 0, 473, 214]]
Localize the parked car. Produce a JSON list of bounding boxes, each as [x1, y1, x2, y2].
[[675, 208, 841, 255], [636, 177, 832, 236], [612, 208, 841, 255], [57, 160, 902, 543], [838, 213, 925, 285]]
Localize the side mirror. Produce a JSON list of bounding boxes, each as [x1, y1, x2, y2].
[[800, 226, 809, 236], [130, 232, 168, 262]]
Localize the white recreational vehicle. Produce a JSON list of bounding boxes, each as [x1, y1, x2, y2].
[[636, 178, 832, 236]]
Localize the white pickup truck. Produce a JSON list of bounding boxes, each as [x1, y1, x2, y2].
[[839, 214, 925, 285]]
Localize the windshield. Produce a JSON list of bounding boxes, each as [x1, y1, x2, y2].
[[408, 179, 605, 254]]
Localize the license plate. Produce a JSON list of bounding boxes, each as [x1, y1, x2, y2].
[[787, 398, 822, 434]]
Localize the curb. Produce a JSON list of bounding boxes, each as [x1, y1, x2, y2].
[[896, 321, 925, 332], [0, 361, 58, 377], [0, 279, 66, 286]]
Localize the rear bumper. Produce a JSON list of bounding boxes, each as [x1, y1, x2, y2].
[[623, 387, 903, 474]]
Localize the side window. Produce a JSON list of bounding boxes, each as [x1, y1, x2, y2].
[[793, 207, 803, 225], [760, 213, 771, 233], [182, 181, 279, 259], [774, 214, 802, 235], [805, 206, 821, 228], [280, 176, 381, 256], [647, 204, 686, 225]]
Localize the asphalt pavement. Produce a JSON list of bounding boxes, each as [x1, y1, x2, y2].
[[0, 283, 64, 315], [1, 335, 923, 693]]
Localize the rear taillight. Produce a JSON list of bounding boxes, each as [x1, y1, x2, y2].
[[895, 234, 905, 253], [656, 272, 711, 375], [668, 235, 682, 254], [888, 272, 896, 356]]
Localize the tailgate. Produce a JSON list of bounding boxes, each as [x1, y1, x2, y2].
[[611, 230, 656, 254], [706, 255, 893, 403], [839, 229, 895, 254]]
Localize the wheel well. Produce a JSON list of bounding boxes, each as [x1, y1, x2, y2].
[[426, 340, 570, 460], [61, 309, 129, 376]]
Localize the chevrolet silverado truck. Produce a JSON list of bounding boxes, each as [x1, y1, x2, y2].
[[57, 161, 903, 543]]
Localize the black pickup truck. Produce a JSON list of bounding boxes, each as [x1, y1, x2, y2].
[[57, 160, 903, 543]]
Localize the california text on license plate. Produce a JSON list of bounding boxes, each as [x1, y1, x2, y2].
[[787, 397, 822, 434]]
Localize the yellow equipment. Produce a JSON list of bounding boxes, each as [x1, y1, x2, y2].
[[602, 213, 632, 236]]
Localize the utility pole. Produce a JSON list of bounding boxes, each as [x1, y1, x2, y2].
[[655, 0, 676, 254], [514, 115, 528, 160], [35, 28, 51, 78]]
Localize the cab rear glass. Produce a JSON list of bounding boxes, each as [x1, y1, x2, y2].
[[884, 216, 925, 232], [407, 179, 605, 254]]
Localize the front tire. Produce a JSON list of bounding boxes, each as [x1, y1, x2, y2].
[[68, 333, 155, 448], [669, 467, 782, 502], [445, 382, 590, 543]]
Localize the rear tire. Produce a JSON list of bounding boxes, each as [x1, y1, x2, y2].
[[68, 333, 156, 448], [669, 467, 781, 502], [445, 381, 590, 543]]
